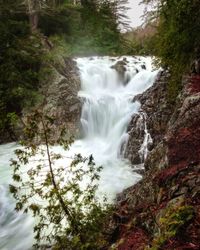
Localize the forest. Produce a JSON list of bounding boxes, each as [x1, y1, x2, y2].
[[1, 0, 200, 136], [0, 0, 128, 138], [0, 0, 200, 249]]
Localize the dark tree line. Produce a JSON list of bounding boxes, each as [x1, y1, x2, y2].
[[142, 0, 200, 100], [0, 0, 129, 139]]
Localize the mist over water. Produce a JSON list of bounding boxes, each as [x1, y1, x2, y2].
[[0, 56, 158, 249]]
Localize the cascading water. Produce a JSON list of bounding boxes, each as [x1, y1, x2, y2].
[[74, 56, 158, 197], [138, 112, 153, 162], [0, 143, 34, 250], [0, 56, 158, 249]]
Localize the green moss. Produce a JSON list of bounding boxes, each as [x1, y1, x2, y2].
[[146, 204, 194, 250], [167, 74, 182, 104]]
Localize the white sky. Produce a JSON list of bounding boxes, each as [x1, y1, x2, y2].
[[127, 0, 145, 27]]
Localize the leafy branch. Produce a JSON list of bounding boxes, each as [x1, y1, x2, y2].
[[10, 110, 111, 249]]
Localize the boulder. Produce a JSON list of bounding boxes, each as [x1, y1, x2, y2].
[[111, 59, 127, 82]]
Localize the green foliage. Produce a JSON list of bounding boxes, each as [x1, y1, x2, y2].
[[38, 2, 77, 37], [44, 0, 129, 56], [10, 111, 111, 249], [146, 203, 194, 250], [27, 0, 128, 56], [142, 0, 200, 101], [0, 0, 129, 139], [0, 1, 43, 136]]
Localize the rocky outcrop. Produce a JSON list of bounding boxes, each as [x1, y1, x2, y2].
[[107, 72, 200, 249], [125, 71, 173, 165], [39, 57, 81, 139], [0, 56, 81, 144], [20, 57, 81, 142], [111, 58, 128, 83]]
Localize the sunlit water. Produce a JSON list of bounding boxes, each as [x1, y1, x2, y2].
[[0, 56, 158, 249]]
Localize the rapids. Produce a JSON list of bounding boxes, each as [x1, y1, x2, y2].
[[0, 56, 158, 249]]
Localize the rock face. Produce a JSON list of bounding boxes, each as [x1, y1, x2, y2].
[[40, 57, 81, 139], [19, 57, 81, 143], [111, 58, 128, 83], [106, 72, 200, 249], [0, 57, 81, 143], [125, 71, 173, 166]]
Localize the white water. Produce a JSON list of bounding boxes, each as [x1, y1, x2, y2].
[[138, 112, 153, 162], [0, 143, 34, 250], [0, 56, 158, 249]]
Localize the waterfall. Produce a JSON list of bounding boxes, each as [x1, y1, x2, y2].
[[0, 56, 158, 249], [75, 56, 158, 198], [138, 112, 153, 162]]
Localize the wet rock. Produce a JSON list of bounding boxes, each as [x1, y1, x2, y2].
[[125, 70, 173, 166], [124, 114, 145, 165], [28, 57, 82, 142], [107, 71, 200, 249], [42, 57, 81, 139], [144, 142, 168, 171], [111, 60, 127, 82], [141, 64, 146, 70]]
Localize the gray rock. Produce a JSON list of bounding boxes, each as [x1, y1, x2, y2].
[[111, 60, 127, 83], [41, 57, 81, 140], [125, 71, 173, 167]]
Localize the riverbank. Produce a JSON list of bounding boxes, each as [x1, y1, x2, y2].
[[106, 70, 200, 250]]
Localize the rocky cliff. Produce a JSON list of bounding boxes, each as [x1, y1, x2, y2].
[[38, 57, 81, 140], [1, 56, 82, 143], [107, 71, 200, 249]]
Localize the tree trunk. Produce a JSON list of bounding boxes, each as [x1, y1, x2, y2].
[[26, 0, 39, 32]]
